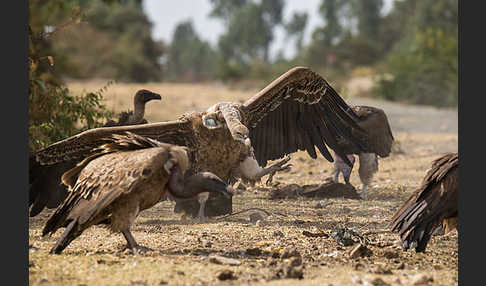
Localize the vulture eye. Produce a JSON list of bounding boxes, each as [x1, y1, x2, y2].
[[205, 118, 217, 127]]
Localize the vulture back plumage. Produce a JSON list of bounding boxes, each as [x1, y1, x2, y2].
[[335, 105, 394, 157], [389, 152, 458, 252]]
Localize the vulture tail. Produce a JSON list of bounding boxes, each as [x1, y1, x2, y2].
[[49, 220, 81, 254]]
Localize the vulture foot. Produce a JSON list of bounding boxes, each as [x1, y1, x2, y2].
[[123, 244, 153, 255], [359, 185, 368, 200], [261, 156, 292, 186], [121, 230, 152, 254]]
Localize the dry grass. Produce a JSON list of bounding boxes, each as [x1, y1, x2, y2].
[[30, 80, 458, 286]]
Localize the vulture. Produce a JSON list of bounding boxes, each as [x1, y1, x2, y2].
[[330, 105, 394, 199], [29, 89, 161, 217], [389, 152, 458, 252], [42, 132, 234, 254], [32, 66, 369, 220]]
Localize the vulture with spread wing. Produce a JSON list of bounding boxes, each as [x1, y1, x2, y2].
[[42, 132, 233, 254], [29, 89, 161, 217], [330, 105, 394, 199], [389, 152, 458, 252], [33, 67, 369, 220]]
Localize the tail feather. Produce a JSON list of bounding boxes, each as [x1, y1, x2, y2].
[[49, 220, 81, 254]]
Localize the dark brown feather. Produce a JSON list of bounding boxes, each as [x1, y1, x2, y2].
[[241, 66, 368, 167], [389, 152, 458, 252], [335, 105, 394, 157]]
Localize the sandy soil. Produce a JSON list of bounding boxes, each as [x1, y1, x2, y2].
[[29, 79, 458, 286]]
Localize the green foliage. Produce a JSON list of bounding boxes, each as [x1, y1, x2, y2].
[[29, 0, 120, 151], [49, 0, 164, 82], [284, 12, 308, 51], [373, 0, 457, 107], [208, 0, 249, 22], [213, 0, 284, 79], [166, 21, 217, 82], [29, 79, 115, 150]]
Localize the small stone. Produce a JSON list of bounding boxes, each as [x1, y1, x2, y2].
[[281, 247, 301, 259], [351, 275, 362, 284], [367, 265, 393, 275], [383, 250, 399, 259], [255, 220, 265, 227], [370, 277, 390, 286], [288, 256, 302, 267], [208, 255, 242, 266], [349, 244, 372, 259], [246, 247, 262, 256], [273, 230, 284, 237], [201, 240, 212, 248], [396, 262, 405, 270], [249, 212, 264, 223], [410, 274, 433, 285], [217, 269, 237, 281]]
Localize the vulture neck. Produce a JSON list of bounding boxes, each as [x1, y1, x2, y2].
[[168, 169, 209, 199], [131, 100, 146, 123]]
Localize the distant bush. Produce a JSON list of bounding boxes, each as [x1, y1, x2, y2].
[[373, 0, 457, 108], [373, 27, 457, 107]]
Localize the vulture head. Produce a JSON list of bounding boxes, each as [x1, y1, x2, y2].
[[135, 89, 162, 104], [185, 172, 235, 199], [202, 102, 251, 146]]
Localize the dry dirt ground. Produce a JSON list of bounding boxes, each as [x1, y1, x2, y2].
[[29, 79, 458, 286]]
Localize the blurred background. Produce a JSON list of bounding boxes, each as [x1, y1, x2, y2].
[[29, 0, 457, 150]]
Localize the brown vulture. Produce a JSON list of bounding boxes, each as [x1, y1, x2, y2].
[[42, 132, 234, 254], [32, 67, 369, 220], [330, 105, 394, 199], [29, 89, 161, 217], [389, 152, 458, 252]]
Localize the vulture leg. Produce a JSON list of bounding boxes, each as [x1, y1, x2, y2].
[[195, 192, 209, 223], [358, 153, 378, 200], [332, 166, 340, 183], [49, 220, 81, 254], [121, 229, 152, 254], [331, 153, 355, 185]]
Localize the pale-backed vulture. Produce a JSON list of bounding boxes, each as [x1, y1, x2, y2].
[[42, 132, 234, 254], [389, 152, 458, 252], [29, 89, 161, 217], [33, 66, 370, 220], [330, 105, 394, 199]]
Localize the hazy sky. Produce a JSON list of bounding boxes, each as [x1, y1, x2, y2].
[[142, 0, 393, 59]]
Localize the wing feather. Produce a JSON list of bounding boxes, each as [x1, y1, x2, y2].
[[389, 152, 458, 252], [336, 106, 394, 156], [241, 67, 367, 167], [34, 119, 195, 166]]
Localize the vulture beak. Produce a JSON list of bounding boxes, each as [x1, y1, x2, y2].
[[143, 92, 162, 103], [206, 179, 234, 199]]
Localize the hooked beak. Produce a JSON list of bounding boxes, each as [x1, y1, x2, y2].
[[144, 92, 162, 103], [209, 181, 234, 199]]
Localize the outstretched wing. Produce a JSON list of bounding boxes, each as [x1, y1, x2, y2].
[[240, 66, 368, 167], [336, 105, 394, 157], [389, 152, 458, 252], [34, 118, 195, 166]]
